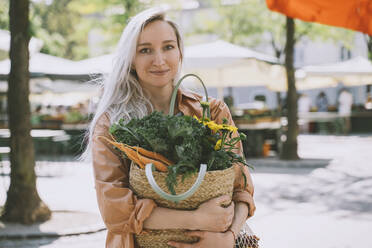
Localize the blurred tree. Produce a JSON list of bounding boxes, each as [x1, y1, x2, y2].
[[193, 0, 354, 61], [190, 0, 262, 45], [211, 0, 262, 44], [281, 17, 299, 160], [257, 8, 353, 160], [0, 0, 8, 30], [67, 0, 145, 54], [1, 0, 145, 60], [259, 8, 355, 61], [30, 0, 91, 60], [0, 0, 8, 60], [1, 0, 51, 224], [2, 0, 181, 60], [365, 35, 372, 61], [192, 0, 354, 160]]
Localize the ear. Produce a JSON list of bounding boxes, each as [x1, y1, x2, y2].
[[130, 64, 136, 73]]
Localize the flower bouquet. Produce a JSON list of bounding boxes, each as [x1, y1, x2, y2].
[[100, 74, 251, 248]]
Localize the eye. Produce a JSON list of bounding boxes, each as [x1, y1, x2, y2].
[[164, 44, 175, 51], [139, 48, 151, 54]]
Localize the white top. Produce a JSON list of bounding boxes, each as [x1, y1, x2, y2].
[[338, 91, 353, 116], [298, 95, 311, 113]]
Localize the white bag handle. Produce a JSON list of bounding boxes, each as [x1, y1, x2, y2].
[[145, 163, 207, 203]]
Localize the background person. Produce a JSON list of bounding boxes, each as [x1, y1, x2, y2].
[[316, 91, 329, 112], [298, 93, 311, 133], [338, 88, 353, 134]]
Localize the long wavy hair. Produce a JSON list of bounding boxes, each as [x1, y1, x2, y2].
[[81, 7, 184, 160]]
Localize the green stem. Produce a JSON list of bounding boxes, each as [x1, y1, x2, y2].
[[220, 131, 228, 150], [202, 107, 205, 122]]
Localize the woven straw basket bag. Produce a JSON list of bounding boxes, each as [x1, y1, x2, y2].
[[128, 74, 259, 248], [130, 162, 235, 247]]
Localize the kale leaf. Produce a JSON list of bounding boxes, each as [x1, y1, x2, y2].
[[109, 111, 241, 195]]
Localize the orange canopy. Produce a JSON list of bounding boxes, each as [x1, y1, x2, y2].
[[266, 0, 372, 35]]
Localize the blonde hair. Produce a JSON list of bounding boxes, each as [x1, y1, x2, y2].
[[81, 7, 184, 160]]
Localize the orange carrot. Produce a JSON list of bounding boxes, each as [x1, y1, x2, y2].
[[99, 136, 172, 165], [98, 136, 144, 168], [98, 136, 126, 151], [98, 136, 168, 172], [121, 146, 145, 169], [121, 145, 168, 172], [129, 146, 173, 166], [134, 155, 168, 172]]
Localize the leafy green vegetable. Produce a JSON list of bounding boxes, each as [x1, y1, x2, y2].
[[110, 111, 249, 195]]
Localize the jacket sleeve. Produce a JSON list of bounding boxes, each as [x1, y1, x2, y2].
[[92, 113, 157, 235], [210, 100, 256, 218]]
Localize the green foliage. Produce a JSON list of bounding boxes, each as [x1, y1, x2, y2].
[[109, 111, 248, 195], [0, 0, 8, 61], [3, 0, 146, 60], [190, 0, 264, 46], [0, 0, 8, 30], [110, 112, 211, 165], [64, 110, 86, 123], [30, 0, 91, 60], [75, 0, 146, 50], [191, 0, 356, 59], [259, 4, 355, 58]]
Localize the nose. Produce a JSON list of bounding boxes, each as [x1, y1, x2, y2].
[[153, 51, 166, 66]]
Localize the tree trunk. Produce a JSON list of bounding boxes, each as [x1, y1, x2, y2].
[[366, 35, 372, 61], [280, 17, 299, 160], [1, 0, 51, 224]]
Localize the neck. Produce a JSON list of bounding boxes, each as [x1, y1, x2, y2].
[[145, 84, 174, 114]]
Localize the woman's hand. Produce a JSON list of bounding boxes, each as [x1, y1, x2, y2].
[[168, 230, 234, 248], [193, 195, 234, 232]]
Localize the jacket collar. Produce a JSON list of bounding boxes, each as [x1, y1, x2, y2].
[[176, 88, 204, 117], [177, 88, 200, 101]]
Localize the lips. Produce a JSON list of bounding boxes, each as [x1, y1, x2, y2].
[[150, 69, 170, 76]]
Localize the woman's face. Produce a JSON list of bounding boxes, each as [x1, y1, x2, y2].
[[132, 20, 181, 91]]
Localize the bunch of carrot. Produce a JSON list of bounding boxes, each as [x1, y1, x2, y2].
[[98, 136, 173, 172]]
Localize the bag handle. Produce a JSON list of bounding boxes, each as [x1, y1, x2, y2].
[[145, 74, 210, 203], [145, 163, 207, 203], [169, 73, 210, 118]]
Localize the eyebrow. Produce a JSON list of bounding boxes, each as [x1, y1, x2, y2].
[[137, 40, 177, 47]]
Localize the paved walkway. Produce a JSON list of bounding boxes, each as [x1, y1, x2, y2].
[[0, 134, 371, 247], [249, 134, 372, 248], [0, 159, 106, 247]]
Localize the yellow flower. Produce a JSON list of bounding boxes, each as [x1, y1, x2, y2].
[[221, 124, 238, 133], [194, 116, 237, 133], [193, 115, 211, 125], [214, 139, 222, 150], [193, 115, 202, 123], [200, 101, 210, 108], [206, 121, 224, 133]]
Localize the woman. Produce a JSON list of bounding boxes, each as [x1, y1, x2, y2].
[[83, 7, 256, 248]]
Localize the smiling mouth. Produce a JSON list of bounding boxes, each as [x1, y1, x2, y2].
[[150, 69, 170, 75]]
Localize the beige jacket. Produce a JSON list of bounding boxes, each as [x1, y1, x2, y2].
[[92, 89, 255, 248]]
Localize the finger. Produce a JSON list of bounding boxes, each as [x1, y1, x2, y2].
[[227, 215, 234, 225], [247, 200, 256, 217], [227, 201, 235, 211], [214, 195, 231, 205], [226, 202, 235, 215], [186, 231, 205, 238], [168, 241, 192, 248]]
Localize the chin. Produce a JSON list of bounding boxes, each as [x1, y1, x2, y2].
[[150, 77, 173, 86]]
